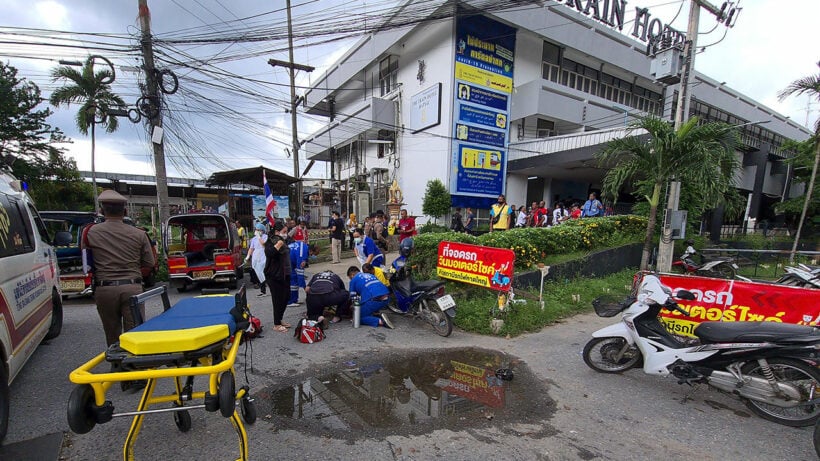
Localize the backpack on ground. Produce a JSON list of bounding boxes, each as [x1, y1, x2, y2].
[[294, 318, 325, 343]]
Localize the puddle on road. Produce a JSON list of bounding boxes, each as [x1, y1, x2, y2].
[[253, 348, 556, 439]]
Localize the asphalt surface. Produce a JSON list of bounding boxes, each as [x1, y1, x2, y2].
[[6, 250, 818, 460]]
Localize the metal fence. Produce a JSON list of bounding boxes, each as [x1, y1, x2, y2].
[[700, 248, 820, 280]]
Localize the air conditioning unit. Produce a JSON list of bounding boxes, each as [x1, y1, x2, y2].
[[650, 48, 682, 85]]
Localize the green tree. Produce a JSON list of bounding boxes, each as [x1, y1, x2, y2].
[[775, 138, 819, 217], [596, 116, 739, 269], [0, 62, 92, 209], [421, 178, 451, 224], [778, 62, 820, 262], [50, 57, 125, 206]]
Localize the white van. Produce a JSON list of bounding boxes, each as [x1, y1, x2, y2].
[[0, 172, 62, 442]]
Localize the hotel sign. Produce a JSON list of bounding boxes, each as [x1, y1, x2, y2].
[[551, 0, 686, 46]]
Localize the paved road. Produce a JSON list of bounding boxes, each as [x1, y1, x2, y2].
[[7, 252, 817, 460]]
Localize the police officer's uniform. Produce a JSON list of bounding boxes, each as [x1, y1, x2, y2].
[[84, 190, 156, 346]]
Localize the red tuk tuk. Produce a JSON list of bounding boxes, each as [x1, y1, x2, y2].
[[164, 213, 243, 291]]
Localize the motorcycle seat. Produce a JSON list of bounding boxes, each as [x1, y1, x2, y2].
[[695, 321, 820, 344], [411, 279, 444, 292]]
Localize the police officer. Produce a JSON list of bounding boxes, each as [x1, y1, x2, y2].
[[83, 190, 156, 346]]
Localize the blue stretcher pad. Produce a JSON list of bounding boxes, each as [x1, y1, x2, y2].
[[119, 295, 239, 355]]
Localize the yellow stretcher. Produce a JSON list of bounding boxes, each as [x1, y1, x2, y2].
[[68, 285, 257, 461]]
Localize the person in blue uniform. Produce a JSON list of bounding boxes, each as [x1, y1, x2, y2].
[[352, 230, 384, 268], [346, 266, 393, 328], [287, 240, 317, 307]]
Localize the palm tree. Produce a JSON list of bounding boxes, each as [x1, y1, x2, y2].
[[49, 57, 125, 207], [778, 62, 820, 263], [596, 116, 739, 269]]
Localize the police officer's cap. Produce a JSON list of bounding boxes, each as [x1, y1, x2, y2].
[[98, 189, 127, 203]]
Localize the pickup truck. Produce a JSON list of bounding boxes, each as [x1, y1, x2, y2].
[[42, 211, 158, 296]]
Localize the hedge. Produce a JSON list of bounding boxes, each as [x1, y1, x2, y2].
[[408, 215, 648, 277]]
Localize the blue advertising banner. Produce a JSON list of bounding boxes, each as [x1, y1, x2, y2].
[[450, 13, 516, 205], [458, 104, 508, 130], [453, 144, 505, 195], [455, 124, 506, 148], [252, 195, 289, 220], [455, 83, 508, 111]]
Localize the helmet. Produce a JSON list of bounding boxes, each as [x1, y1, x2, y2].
[[399, 237, 414, 257], [685, 239, 694, 246]]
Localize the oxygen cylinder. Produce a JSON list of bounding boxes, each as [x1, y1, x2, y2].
[[353, 295, 361, 328]]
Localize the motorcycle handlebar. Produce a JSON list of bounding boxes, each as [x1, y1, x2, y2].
[[665, 299, 690, 317]]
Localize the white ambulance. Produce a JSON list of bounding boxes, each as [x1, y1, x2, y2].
[[0, 172, 63, 442]]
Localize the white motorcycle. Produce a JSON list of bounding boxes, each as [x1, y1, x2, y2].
[[583, 273, 820, 427]]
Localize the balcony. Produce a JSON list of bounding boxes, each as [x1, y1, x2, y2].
[[302, 97, 397, 161]]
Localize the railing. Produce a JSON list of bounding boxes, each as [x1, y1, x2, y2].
[[699, 248, 820, 280]]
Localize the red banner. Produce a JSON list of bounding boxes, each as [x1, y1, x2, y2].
[[655, 273, 820, 337], [436, 241, 515, 292]]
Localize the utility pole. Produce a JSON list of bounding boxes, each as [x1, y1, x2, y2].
[[268, 0, 314, 219], [138, 0, 171, 229], [656, 0, 728, 272]]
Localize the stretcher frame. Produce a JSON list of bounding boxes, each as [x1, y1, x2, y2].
[[68, 285, 255, 461]]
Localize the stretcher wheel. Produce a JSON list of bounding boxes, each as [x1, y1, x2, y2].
[[67, 384, 97, 434], [218, 371, 235, 417], [174, 408, 192, 432], [240, 397, 256, 424]]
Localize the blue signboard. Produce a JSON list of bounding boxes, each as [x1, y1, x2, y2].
[[450, 13, 516, 206], [455, 83, 508, 111], [458, 105, 508, 130], [455, 124, 506, 148], [453, 144, 505, 195]]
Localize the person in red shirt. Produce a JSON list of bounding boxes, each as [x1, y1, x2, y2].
[[570, 203, 582, 220], [398, 209, 416, 242], [290, 218, 308, 243]]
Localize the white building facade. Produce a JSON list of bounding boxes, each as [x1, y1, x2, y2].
[[302, 1, 812, 225]]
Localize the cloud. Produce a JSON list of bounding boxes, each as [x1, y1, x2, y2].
[[63, 137, 153, 175]]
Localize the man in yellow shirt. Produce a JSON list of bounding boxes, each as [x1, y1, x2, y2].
[[489, 194, 513, 232]]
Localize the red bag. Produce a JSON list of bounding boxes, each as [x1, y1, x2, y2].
[[295, 319, 324, 344], [245, 316, 263, 339]]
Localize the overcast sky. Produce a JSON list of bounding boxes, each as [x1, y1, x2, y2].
[[1, 0, 818, 181]]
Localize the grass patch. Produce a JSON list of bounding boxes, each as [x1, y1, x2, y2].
[[451, 268, 637, 337]]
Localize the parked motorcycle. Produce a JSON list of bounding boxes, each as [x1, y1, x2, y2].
[[776, 264, 820, 289], [672, 240, 749, 281], [386, 238, 456, 337], [583, 272, 820, 427]]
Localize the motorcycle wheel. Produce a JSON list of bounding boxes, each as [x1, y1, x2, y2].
[[421, 299, 453, 337], [740, 358, 820, 427], [713, 263, 737, 279], [582, 337, 642, 373], [386, 298, 405, 315], [814, 419, 820, 459]]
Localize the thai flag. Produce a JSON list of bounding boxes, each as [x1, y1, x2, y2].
[[263, 170, 277, 225]]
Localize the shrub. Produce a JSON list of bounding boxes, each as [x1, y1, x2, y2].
[[412, 215, 647, 276]]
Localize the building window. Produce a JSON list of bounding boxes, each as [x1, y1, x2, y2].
[[379, 56, 398, 96], [541, 41, 561, 82], [536, 119, 555, 138], [376, 130, 395, 158]]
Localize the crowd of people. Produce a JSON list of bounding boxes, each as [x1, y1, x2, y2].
[[236, 210, 413, 334], [449, 193, 613, 233]]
